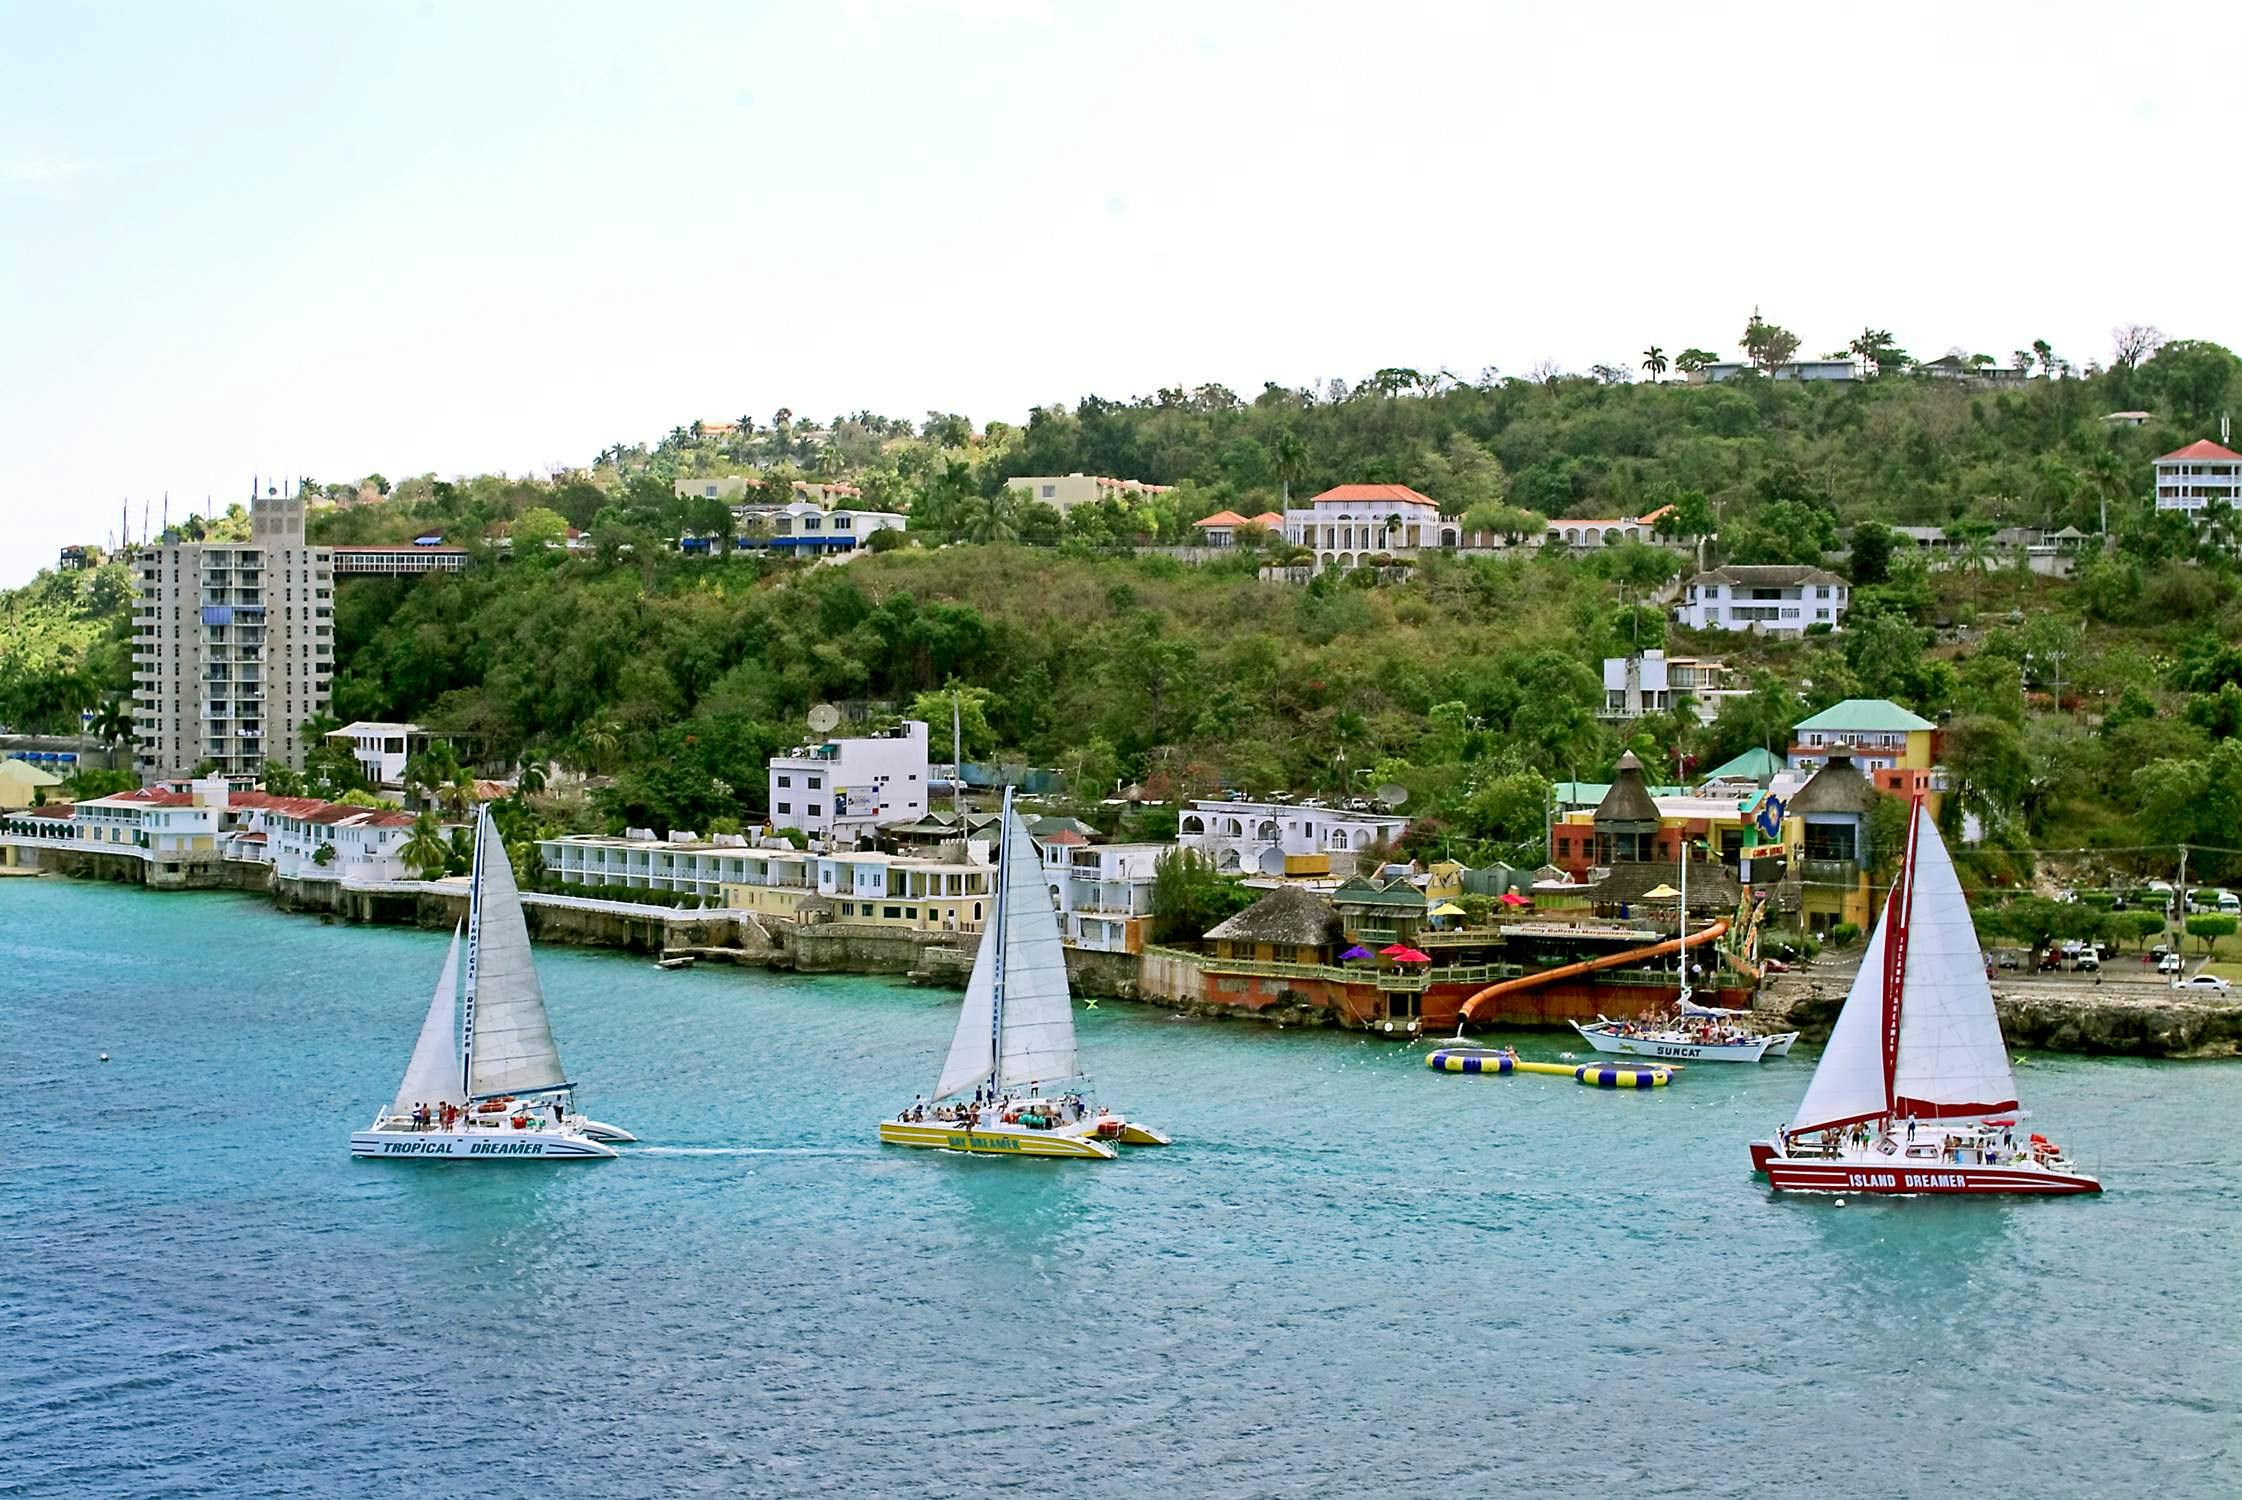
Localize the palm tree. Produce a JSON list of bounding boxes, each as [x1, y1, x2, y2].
[[298, 710, 341, 749], [400, 812, 450, 881], [962, 492, 1021, 545], [516, 759, 548, 796], [578, 721, 622, 774], [1274, 431, 1308, 506], [1641, 346, 1668, 383], [89, 698, 133, 750], [436, 773, 478, 820]]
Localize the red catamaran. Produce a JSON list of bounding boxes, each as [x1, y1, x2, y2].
[[1750, 799, 2101, 1196]]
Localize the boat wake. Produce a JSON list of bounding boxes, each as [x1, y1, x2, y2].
[[628, 1145, 877, 1158]]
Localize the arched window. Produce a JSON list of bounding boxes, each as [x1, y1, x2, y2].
[[1603, 530, 1621, 547], [1257, 819, 1278, 840], [1585, 528, 1600, 546], [1564, 528, 1579, 544], [1218, 849, 1241, 871], [1441, 528, 1457, 547], [1353, 828, 1373, 848], [1330, 830, 1349, 849], [1180, 815, 1204, 834]]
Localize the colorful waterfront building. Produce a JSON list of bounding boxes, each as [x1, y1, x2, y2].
[[1789, 698, 1942, 814]]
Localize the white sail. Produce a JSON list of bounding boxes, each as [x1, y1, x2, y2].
[[391, 924, 462, 1115], [1789, 886, 1896, 1135], [1891, 807, 2018, 1119], [935, 926, 1000, 1100], [995, 806, 1076, 1089], [463, 811, 568, 1098]]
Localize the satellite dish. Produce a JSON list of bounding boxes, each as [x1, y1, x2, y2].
[[1375, 782, 1409, 809], [807, 703, 840, 734]]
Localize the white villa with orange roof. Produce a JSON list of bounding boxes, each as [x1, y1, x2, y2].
[[2153, 439, 2242, 518], [1282, 484, 1459, 573]]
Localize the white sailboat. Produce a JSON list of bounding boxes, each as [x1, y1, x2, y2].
[[879, 788, 1168, 1159], [351, 807, 621, 1161], [1751, 799, 2100, 1195]]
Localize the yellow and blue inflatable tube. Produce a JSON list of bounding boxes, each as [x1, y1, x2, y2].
[[1427, 1049, 1514, 1074], [1574, 1063, 1670, 1089]]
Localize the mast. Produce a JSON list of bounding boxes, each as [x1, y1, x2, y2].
[[1678, 829, 1690, 1005], [1878, 795, 1924, 1120], [459, 805, 486, 1100], [987, 785, 1011, 1091]]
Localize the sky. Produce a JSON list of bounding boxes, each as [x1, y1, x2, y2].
[[3, 0, 2237, 584]]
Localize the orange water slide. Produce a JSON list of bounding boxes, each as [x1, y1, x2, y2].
[[1457, 920, 1731, 1022]]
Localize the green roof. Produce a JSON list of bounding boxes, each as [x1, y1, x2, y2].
[[1331, 876, 1427, 910], [1554, 781, 1688, 806], [1702, 747, 1784, 782], [1794, 698, 1934, 734]]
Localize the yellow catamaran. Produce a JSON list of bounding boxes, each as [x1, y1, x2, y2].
[[880, 789, 1168, 1160]]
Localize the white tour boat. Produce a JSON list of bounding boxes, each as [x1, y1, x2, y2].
[[1571, 837, 1798, 1062], [1750, 799, 2100, 1196], [351, 808, 622, 1162], [879, 789, 1169, 1160], [1571, 1013, 1797, 1063]]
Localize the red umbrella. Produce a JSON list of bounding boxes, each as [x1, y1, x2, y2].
[[1499, 891, 1528, 907], [1378, 943, 1414, 957], [1384, 945, 1433, 964]]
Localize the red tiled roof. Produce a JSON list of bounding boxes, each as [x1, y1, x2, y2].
[[97, 788, 192, 807], [1310, 484, 1438, 508], [2159, 439, 2242, 462], [1249, 511, 1285, 527], [1192, 510, 1250, 528], [234, 831, 267, 843], [22, 804, 75, 820]]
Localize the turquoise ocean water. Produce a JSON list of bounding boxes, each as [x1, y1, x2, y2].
[[2, 878, 2237, 1498]]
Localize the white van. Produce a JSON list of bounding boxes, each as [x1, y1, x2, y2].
[[2220, 890, 2241, 917]]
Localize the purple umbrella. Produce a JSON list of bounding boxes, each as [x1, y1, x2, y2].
[[1339, 945, 1375, 961]]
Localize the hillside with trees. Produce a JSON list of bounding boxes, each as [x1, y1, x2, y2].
[[8, 323, 2242, 881]]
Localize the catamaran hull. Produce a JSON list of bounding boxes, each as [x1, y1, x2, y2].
[[350, 1128, 618, 1161], [1110, 1120, 1171, 1146], [1571, 1021, 1797, 1063], [1757, 1151, 2100, 1196], [572, 1116, 636, 1143], [878, 1121, 1117, 1159]]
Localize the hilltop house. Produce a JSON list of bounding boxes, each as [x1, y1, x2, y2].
[[1675, 565, 1848, 637], [1191, 510, 1285, 547], [1281, 485, 1456, 573], [1005, 473, 1175, 515], [1788, 698, 1941, 813], [1544, 504, 1682, 553], [2153, 439, 2242, 519]]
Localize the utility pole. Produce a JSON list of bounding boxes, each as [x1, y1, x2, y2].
[[2173, 844, 2188, 988]]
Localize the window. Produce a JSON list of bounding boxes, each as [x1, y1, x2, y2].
[[1041, 484, 1055, 499], [807, 804, 822, 817], [883, 905, 902, 920], [808, 776, 821, 789], [776, 802, 791, 815], [777, 775, 791, 788]]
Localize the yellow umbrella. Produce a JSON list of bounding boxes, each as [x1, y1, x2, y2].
[[1428, 901, 1466, 917], [1641, 883, 1681, 899]]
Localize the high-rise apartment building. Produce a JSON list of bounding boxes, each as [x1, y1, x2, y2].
[[131, 492, 334, 780]]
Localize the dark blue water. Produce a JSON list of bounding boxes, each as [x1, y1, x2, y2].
[[3, 879, 2237, 1498]]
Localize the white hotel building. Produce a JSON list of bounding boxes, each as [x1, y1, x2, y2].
[[767, 721, 929, 840], [1178, 798, 1409, 874]]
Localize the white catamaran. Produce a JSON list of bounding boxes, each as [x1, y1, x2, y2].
[[880, 789, 1168, 1160], [351, 807, 627, 1162], [1751, 799, 2100, 1195]]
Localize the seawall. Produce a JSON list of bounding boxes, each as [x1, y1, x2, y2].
[[10, 847, 2233, 1058]]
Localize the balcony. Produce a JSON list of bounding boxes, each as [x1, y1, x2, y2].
[[1799, 857, 1860, 887]]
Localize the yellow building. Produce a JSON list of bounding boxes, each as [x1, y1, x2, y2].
[[0, 758, 64, 811]]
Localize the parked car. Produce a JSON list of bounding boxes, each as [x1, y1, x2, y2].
[[1996, 950, 2023, 971], [2158, 952, 2184, 974], [2179, 973, 2232, 993]]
